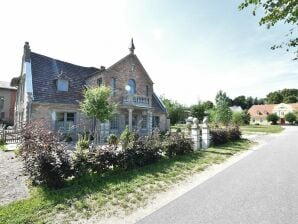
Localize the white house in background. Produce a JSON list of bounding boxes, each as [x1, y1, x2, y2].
[[230, 106, 243, 113], [248, 103, 298, 125]]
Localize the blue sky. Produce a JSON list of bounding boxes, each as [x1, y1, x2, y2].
[[1, 0, 297, 105]]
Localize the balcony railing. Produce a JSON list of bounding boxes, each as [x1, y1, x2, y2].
[[122, 95, 150, 107]]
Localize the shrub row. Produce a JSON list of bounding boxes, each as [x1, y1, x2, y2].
[[19, 122, 193, 188], [210, 126, 241, 146], [73, 130, 193, 176]]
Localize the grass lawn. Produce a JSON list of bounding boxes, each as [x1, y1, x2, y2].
[[0, 139, 253, 224], [240, 125, 284, 134]]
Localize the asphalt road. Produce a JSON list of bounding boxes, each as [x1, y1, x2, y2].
[[139, 126, 298, 224]]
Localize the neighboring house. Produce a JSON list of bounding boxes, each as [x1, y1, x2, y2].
[[11, 41, 168, 141], [248, 103, 298, 125], [0, 81, 16, 125], [229, 106, 243, 113]]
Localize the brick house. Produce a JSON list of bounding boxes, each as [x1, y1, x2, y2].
[[248, 103, 298, 125], [0, 81, 16, 125], [11, 41, 168, 141]]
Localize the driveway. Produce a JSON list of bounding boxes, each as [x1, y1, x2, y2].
[[139, 126, 298, 224]]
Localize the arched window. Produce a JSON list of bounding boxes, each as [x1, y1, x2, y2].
[[127, 79, 136, 95]]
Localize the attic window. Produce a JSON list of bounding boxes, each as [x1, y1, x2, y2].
[[57, 79, 69, 91]]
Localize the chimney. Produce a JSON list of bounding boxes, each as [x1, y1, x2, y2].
[[24, 41, 31, 62], [100, 66, 106, 71]]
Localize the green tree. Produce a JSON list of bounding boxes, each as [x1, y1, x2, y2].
[[190, 102, 205, 122], [215, 90, 232, 106], [266, 92, 283, 104], [239, 0, 298, 59], [202, 101, 214, 110], [232, 112, 244, 126], [267, 113, 279, 125], [160, 96, 187, 125], [284, 95, 297, 103], [241, 110, 251, 125], [215, 100, 232, 126], [80, 86, 116, 143], [233, 95, 247, 109], [285, 112, 297, 124]]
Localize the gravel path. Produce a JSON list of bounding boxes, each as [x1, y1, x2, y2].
[[0, 150, 29, 205]]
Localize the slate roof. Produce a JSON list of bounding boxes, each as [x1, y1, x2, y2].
[[152, 93, 167, 113], [30, 52, 100, 104]]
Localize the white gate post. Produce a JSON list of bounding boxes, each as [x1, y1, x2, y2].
[[191, 118, 200, 151], [201, 116, 211, 149]]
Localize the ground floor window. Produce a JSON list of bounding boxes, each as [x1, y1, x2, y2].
[[110, 115, 119, 130], [55, 112, 76, 131], [153, 116, 160, 128], [141, 115, 147, 129]]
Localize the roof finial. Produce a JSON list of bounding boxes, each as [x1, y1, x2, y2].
[[24, 41, 31, 62], [129, 38, 135, 54]]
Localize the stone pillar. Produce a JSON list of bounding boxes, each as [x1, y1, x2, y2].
[[191, 118, 200, 150], [128, 108, 133, 132], [147, 111, 152, 135], [201, 116, 211, 149]]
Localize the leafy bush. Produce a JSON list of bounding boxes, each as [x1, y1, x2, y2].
[[227, 126, 241, 141], [88, 145, 118, 173], [267, 113, 279, 125], [76, 134, 89, 150], [210, 128, 229, 145], [163, 133, 193, 158], [211, 126, 241, 145], [0, 138, 4, 146], [285, 112, 297, 124], [120, 126, 137, 149], [72, 148, 89, 177], [19, 120, 72, 188], [232, 112, 243, 126], [108, 134, 118, 146], [118, 131, 163, 169]]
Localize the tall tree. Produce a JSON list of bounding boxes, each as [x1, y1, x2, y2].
[[215, 99, 233, 126], [215, 90, 232, 106], [233, 95, 248, 109], [239, 0, 298, 60], [80, 86, 116, 143]]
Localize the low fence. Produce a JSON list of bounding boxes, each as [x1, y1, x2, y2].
[[0, 129, 22, 144]]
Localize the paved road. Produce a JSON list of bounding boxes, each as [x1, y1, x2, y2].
[[139, 126, 298, 224]]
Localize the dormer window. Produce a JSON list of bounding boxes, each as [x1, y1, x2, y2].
[[57, 79, 69, 91]]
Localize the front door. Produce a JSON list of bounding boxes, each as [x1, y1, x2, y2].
[[280, 118, 285, 125]]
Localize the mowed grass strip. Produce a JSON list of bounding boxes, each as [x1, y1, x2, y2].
[[240, 125, 284, 134], [0, 139, 253, 224]]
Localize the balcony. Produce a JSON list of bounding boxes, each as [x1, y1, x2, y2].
[[122, 95, 150, 108]]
